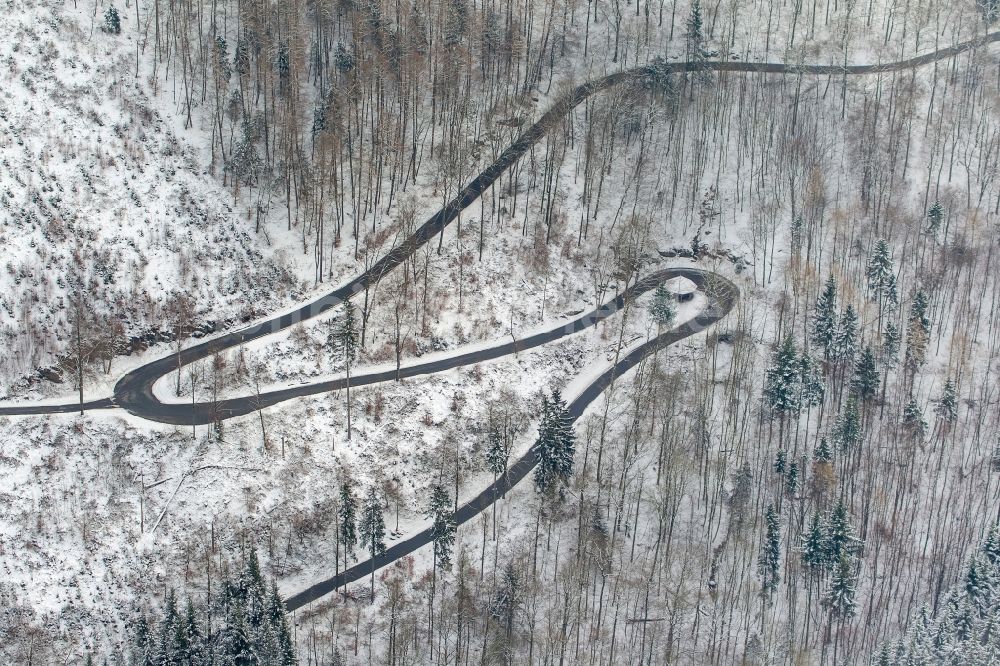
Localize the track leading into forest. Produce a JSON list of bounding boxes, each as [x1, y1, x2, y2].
[[1, 31, 998, 610]]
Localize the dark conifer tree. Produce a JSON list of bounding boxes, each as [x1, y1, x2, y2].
[[982, 523, 1000, 564], [935, 377, 958, 424], [774, 450, 787, 475], [533, 389, 576, 499], [824, 555, 858, 619], [485, 419, 511, 480], [758, 504, 781, 595], [786, 462, 799, 498], [132, 613, 154, 666], [764, 336, 800, 414], [339, 481, 358, 558], [882, 321, 901, 368], [834, 305, 859, 365], [926, 200, 944, 237], [826, 501, 862, 563], [851, 345, 880, 402], [866, 240, 895, 301], [650, 284, 677, 330], [801, 511, 826, 572], [684, 1, 705, 59], [903, 396, 927, 438], [814, 437, 833, 463], [359, 485, 387, 600], [428, 484, 456, 571], [812, 275, 839, 360], [489, 561, 522, 641], [834, 397, 862, 452], [334, 304, 360, 439], [104, 6, 122, 34], [905, 290, 931, 371], [799, 353, 825, 408]]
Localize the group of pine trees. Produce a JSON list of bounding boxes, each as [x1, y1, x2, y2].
[[876, 525, 1000, 663], [799, 503, 864, 618], [765, 233, 954, 435], [132, 550, 295, 665], [752, 222, 979, 655], [334, 479, 387, 599], [333, 475, 458, 603]]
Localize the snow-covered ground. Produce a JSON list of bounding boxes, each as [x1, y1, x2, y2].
[[1, 0, 999, 661]]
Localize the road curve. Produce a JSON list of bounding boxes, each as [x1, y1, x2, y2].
[[0, 30, 996, 423], [1, 32, 997, 610], [283, 269, 737, 611]]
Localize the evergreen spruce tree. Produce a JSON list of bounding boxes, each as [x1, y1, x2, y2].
[[104, 6, 122, 34], [533, 390, 576, 499], [763, 336, 801, 414], [213, 36, 231, 81], [182, 598, 205, 665], [155, 590, 180, 665], [650, 284, 677, 330], [428, 484, 456, 571], [949, 597, 977, 643], [335, 304, 360, 440], [790, 215, 805, 254], [964, 555, 988, 602], [773, 450, 787, 475], [903, 397, 927, 438], [833, 305, 859, 364], [170, 597, 192, 664], [833, 397, 863, 453], [935, 377, 958, 424], [814, 437, 833, 463], [758, 504, 781, 595], [485, 419, 511, 480], [490, 561, 522, 640], [981, 523, 1000, 564], [812, 275, 839, 360], [132, 613, 154, 666], [824, 555, 858, 619], [786, 462, 799, 498], [237, 549, 267, 641], [866, 239, 895, 301], [798, 354, 825, 409], [882, 321, 901, 368], [884, 273, 900, 312], [266, 581, 296, 664], [684, 0, 705, 60], [229, 122, 263, 187], [826, 501, 863, 563], [905, 290, 931, 371], [850, 345, 880, 402], [801, 511, 827, 572], [233, 36, 250, 75], [339, 481, 358, 558], [926, 200, 944, 237], [359, 485, 386, 600], [218, 584, 253, 664]]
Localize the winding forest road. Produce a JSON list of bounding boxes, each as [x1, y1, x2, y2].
[[1, 31, 998, 610]]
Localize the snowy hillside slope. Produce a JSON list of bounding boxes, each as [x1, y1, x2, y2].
[[0, 0, 305, 395], [0, 0, 999, 661]]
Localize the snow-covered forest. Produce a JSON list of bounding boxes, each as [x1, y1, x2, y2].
[[1, 0, 1000, 662]]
